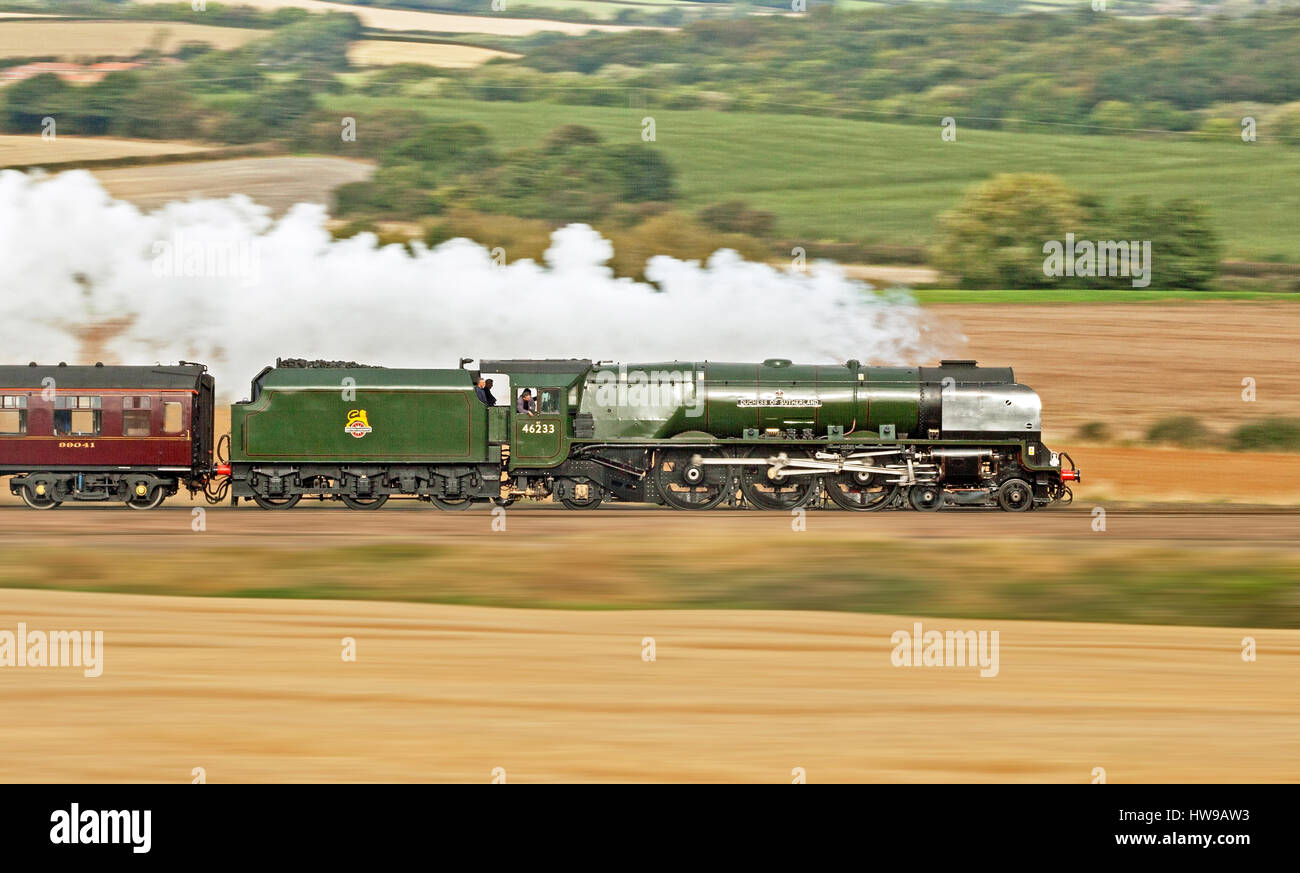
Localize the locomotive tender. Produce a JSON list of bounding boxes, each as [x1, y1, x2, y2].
[[4, 357, 1079, 511]]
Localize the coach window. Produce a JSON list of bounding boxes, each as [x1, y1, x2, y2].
[[53, 396, 101, 436], [123, 396, 151, 436], [0, 396, 26, 434], [162, 401, 184, 434]]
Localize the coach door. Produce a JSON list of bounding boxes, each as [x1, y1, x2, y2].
[[512, 386, 565, 467]]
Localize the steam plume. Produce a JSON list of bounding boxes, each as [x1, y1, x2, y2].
[[0, 170, 954, 397]]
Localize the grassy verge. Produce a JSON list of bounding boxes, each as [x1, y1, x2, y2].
[[4, 536, 1297, 628]]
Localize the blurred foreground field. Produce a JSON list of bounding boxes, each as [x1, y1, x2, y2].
[[0, 588, 1295, 782], [1, 507, 1296, 628]]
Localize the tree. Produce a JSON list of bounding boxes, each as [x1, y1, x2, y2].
[[541, 124, 603, 153], [386, 120, 496, 175], [250, 78, 317, 130], [113, 78, 201, 139], [599, 144, 677, 203], [3, 73, 67, 132], [932, 174, 1088, 289], [71, 71, 139, 136], [336, 163, 441, 216], [697, 200, 776, 237], [1112, 197, 1221, 289], [253, 12, 360, 71], [1087, 100, 1140, 134], [1268, 102, 1300, 145], [466, 137, 678, 222], [607, 212, 768, 281]]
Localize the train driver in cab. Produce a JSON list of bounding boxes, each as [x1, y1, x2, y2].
[[517, 388, 536, 416]]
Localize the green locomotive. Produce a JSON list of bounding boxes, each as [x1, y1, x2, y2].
[[227, 357, 1079, 511]]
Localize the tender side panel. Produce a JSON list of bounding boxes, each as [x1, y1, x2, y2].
[[242, 388, 486, 463]]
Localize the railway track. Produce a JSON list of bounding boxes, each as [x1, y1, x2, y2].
[[7, 502, 1297, 516]]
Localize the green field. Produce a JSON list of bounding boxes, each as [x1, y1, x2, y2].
[[318, 96, 1300, 261]]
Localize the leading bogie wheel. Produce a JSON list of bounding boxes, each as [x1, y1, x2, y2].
[[907, 484, 945, 512], [998, 478, 1034, 512]]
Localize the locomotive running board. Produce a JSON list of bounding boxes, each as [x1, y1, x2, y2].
[[689, 450, 938, 486], [690, 449, 906, 466]]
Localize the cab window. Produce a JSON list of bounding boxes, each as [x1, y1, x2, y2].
[[123, 396, 151, 436], [538, 388, 561, 415], [54, 396, 101, 436], [0, 395, 26, 435]]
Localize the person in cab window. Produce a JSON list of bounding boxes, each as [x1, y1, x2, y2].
[[475, 377, 491, 406], [483, 379, 497, 407], [517, 389, 536, 416]]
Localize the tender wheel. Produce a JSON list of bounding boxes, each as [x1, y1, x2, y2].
[[125, 486, 167, 510], [430, 496, 474, 511], [340, 494, 388, 510], [739, 448, 817, 510], [252, 494, 302, 510], [907, 484, 944, 512], [998, 478, 1034, 512], [653, 448, 730, 510], [19, 483, 61, 510], [824, 464, 898, 511]]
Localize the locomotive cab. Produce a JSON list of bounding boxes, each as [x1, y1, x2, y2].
[[476, 360, 590, 470]]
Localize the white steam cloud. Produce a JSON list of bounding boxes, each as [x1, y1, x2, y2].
[[0, 170, 953, 396]]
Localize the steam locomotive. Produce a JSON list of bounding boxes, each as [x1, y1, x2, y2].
[[3, 357, 1079, 511]]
